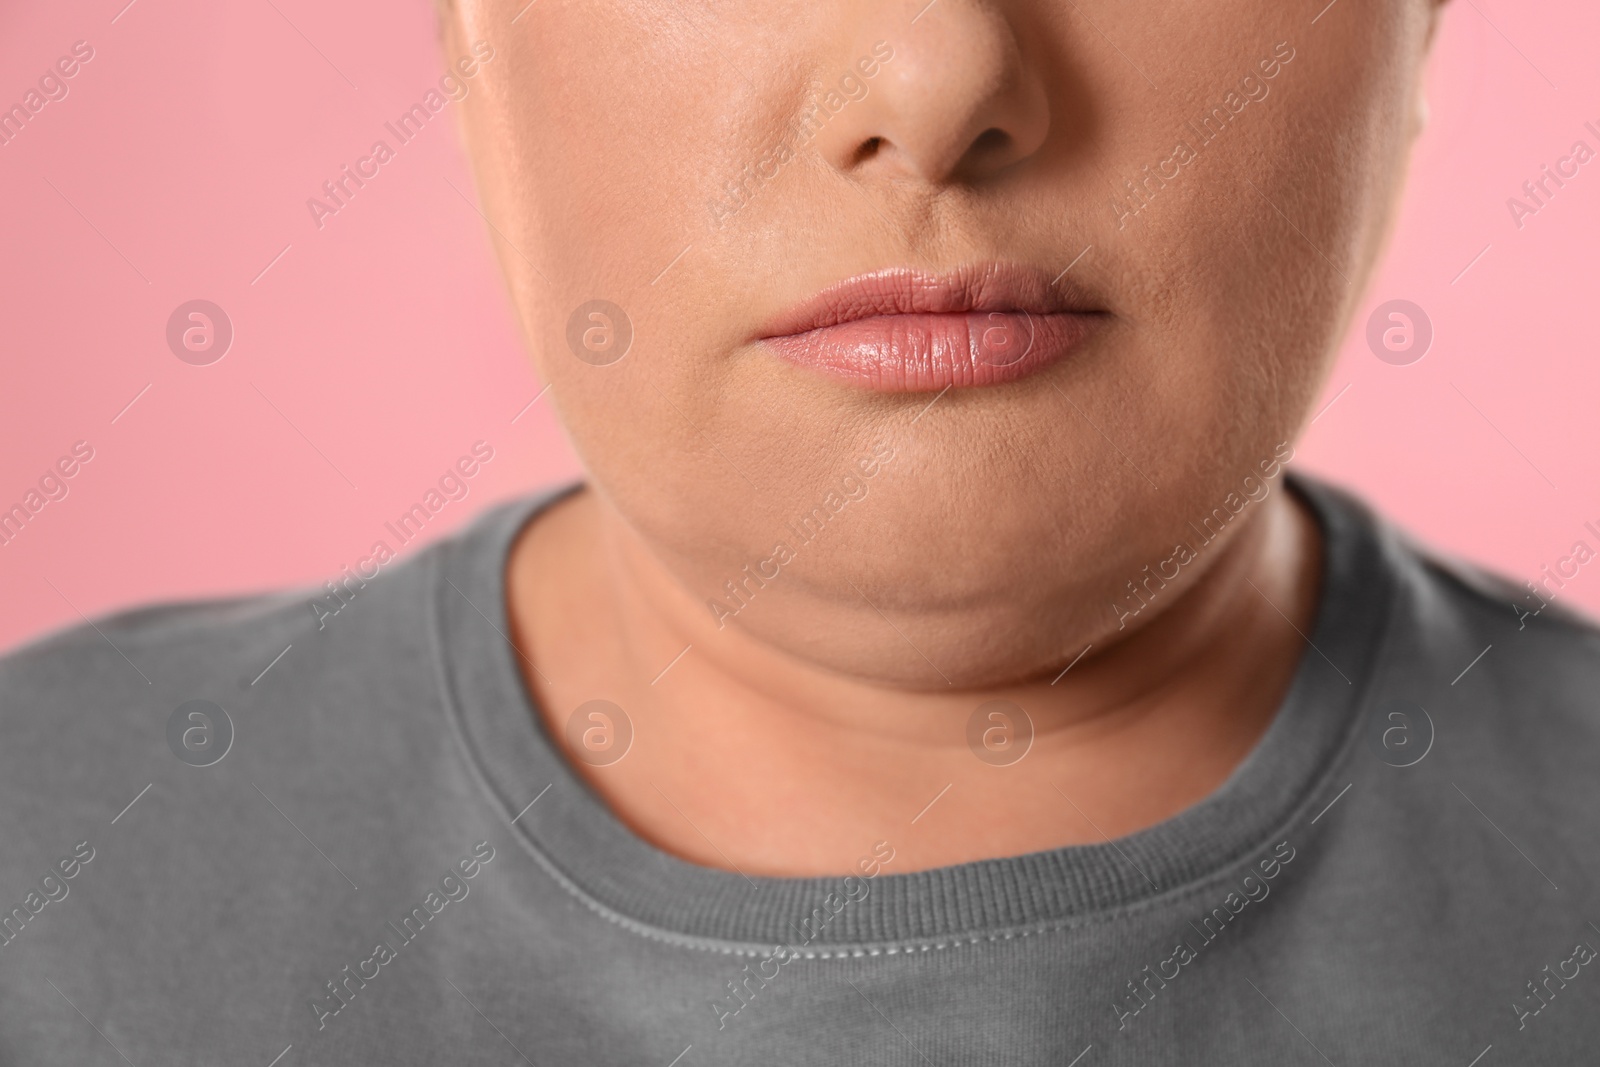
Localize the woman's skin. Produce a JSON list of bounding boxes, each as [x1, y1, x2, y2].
[[443, 0, 1442, 876]]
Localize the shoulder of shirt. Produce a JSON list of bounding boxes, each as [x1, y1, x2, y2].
[[1398, 529, 1600, 641], [0, 495, 552, 869], [0, 510, 480, 715], [1288, 472, 1600, 721], [0, 490, 558, 680], [2, 562, 408, 676], [1294, 472, 1599, 641], [1352, 496, 1600, 700]]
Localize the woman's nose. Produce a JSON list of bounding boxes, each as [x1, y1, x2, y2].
[[811, 2, 1051, 186]]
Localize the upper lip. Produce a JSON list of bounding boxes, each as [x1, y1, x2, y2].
[[756, 261, 1104, 339]]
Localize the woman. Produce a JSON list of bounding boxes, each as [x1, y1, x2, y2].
[[5, 0, 1596, 1063]]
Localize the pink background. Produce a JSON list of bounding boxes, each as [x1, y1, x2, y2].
[[1, 0, 1596, 653]]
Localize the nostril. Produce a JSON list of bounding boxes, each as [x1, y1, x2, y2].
[[850, 136, 886, 167], [970, 127, 1013, 161]]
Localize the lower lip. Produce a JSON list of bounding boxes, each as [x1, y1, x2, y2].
[[760, 310, 1102, 392]]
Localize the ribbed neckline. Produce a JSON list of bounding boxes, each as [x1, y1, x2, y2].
[[431, 474, 1399, 952]]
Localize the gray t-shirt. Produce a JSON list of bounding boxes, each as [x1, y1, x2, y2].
[[3, 475, 1598, 1066]]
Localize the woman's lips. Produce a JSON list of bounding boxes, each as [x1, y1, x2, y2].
[[761, 309, 1099, 391], [756, 263, 1105, 392]]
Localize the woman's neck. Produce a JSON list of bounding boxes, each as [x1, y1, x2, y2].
[[506, 483, 1322, 877]]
